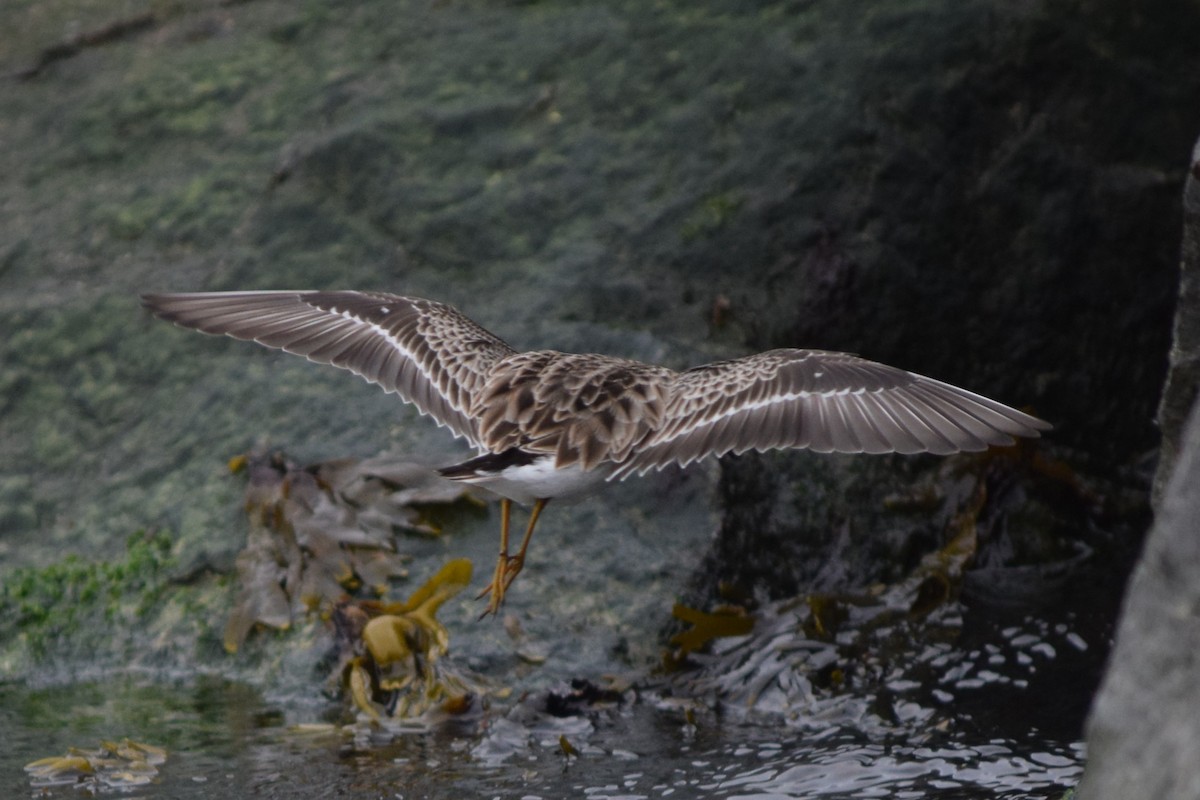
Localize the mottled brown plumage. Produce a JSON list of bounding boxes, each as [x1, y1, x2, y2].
[[142, 290, 1050, 615], [474, 351, 673, 470]]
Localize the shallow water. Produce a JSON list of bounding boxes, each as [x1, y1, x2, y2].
[[4, 677, 1080, 799]]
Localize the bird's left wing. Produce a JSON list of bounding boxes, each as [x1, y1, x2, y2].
[[611, 349, 1049, 478], [142, 291, 517, 446]]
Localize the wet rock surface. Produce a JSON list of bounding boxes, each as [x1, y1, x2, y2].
[[1152, 137, 1200, 504], [1079, 136, 1200, 800], [1080, 402, 1200, 799]]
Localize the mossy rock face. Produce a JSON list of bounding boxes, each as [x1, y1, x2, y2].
[[0, 532, 197, 674], [0, 0, 1196, 732]]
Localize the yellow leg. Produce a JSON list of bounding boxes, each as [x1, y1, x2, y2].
[[478, 498, 512, 607], [479, 498, 548, 618], [505, 498, 546, 588]]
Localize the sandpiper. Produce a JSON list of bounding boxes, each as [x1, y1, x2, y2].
[[142, 290, 1049, 616]]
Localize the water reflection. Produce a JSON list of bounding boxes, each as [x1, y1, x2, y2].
[[694, 737, 1082, 798], [4, 678, 1080, 799]]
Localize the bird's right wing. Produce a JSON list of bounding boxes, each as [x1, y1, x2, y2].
[[611, 349, 1050, 478], [142, 290, 517, 447]]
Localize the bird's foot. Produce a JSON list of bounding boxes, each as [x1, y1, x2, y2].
[[477, 553, 525, 619]]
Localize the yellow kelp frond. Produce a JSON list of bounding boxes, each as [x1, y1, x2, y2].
[[668, 603, 755, 661], [336, 560, 491, 723], [25, 739, 166, 791]]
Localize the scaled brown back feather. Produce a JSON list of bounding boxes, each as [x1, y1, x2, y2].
[[474, 351, 673, 470]]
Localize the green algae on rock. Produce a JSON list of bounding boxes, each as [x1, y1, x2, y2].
[[0, 531, 175, 671]]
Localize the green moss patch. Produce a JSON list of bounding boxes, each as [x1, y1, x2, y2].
[[0, 531, 176, 670]]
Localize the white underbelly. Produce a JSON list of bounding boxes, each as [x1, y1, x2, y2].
[[458, 457, 613, 505]]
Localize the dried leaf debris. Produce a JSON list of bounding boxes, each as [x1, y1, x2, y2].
[[223, 451, 482, 652]]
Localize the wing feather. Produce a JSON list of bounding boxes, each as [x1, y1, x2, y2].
[[611, 349, 1050, 478], [857, 391, 921, 453], [141, 290, 517, 445]]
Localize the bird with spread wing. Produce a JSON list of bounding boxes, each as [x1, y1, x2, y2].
[[142, 291, 1050, 616]]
